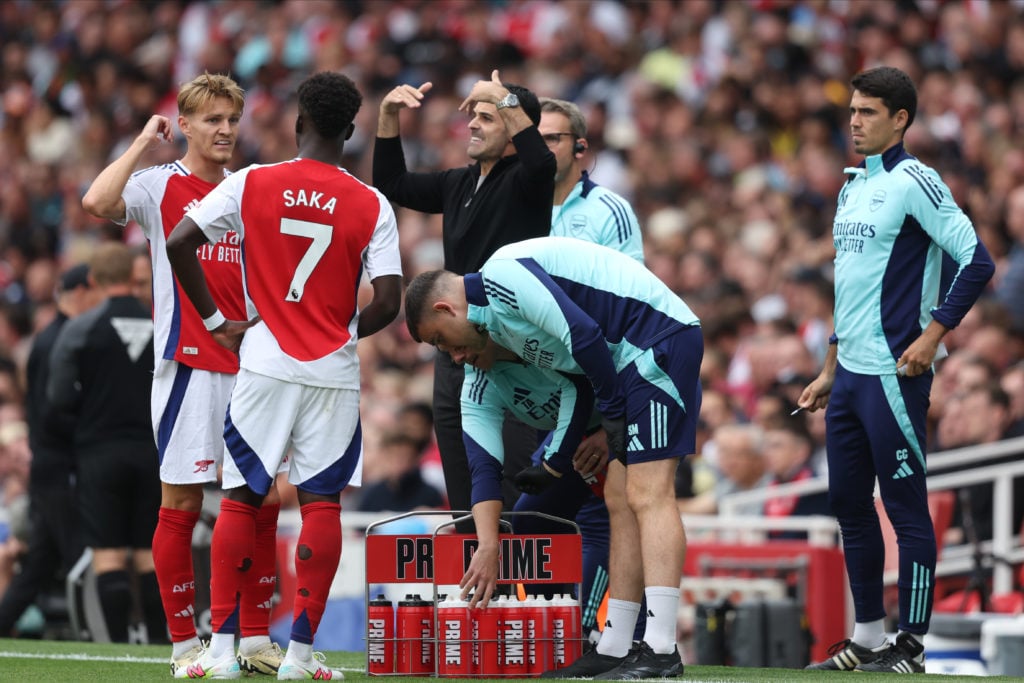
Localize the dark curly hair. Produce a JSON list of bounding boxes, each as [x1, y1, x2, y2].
[[297, 71, 362, 139]]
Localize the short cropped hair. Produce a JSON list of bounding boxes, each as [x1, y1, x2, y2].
[[178, 72, 244, 117], [851, 66, 917, 130], [504, 83, 542, 127], [404, 270, 451, 343], [89, 242, 133, 286], [297, 71, 362, 139], [540, 98, 587, 139]]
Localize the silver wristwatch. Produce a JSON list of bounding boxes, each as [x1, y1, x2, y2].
[[496, 92, 520, 110]]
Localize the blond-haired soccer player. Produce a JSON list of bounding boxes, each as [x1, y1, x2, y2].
[[83, 73, 284, 677], [169, 70, 402, 681]]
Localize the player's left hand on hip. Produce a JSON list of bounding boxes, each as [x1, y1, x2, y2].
[[212, 317, 260, 353], [514, 464, 560, 495]]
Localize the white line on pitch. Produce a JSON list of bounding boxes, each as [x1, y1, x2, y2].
[[0, 650, 166, 663]]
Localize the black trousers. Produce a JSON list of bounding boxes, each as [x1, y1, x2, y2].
[[432, 353, 538, 524], [0, 477, 84, 634]]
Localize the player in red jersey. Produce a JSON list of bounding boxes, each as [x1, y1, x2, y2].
[[167, 71, 403, 680], [82, 73, 284, 677]]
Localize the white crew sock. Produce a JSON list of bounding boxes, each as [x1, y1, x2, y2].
[[642, 586, 680, 654], [596, 599, 641, 658], [285, 640, 313, 665], [208, 632, 235, 659], [852, 619, 887, 649]]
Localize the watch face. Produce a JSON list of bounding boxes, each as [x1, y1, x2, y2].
[[499, 93, 519, 109]]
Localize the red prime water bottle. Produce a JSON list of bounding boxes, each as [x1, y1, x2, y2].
[[525, 595, 548, 675], [549, 593, 582, 670], [436, 594, 472, 677], [473, 597, 503, 677], [501, 596, 530, 678], [397, 594, 434, 674], [367, 594, 395, 675], [470, 599, 481, 674]]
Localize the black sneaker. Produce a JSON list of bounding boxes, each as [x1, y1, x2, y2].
[[856, 632, 925, 673], [539, 647, 627, 679], [593, 642, 684, 680], [805, 638, 888, 670]]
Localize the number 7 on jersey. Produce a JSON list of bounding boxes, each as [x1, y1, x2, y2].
[[280, 217, 332, 302]]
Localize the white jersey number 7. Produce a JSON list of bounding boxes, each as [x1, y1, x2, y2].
[[280, 217, 332, 302]]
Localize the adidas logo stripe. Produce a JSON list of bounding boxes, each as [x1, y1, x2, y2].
[[892, 659, 916, 673], [174, 605, 195, 618], [892, 461, 914, 479], [834, 650, 860, 669], [649, 401, 667, 449]]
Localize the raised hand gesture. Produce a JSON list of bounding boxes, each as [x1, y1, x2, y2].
[[137, 114, 173, 150], [459, 69, 508, 112], [380, 82, 433, 115]]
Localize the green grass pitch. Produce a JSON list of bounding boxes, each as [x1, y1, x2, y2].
[[0, 638, 1015, 682]]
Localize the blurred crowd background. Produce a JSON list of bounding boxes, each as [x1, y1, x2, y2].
[[2, 0, 1024, 604]]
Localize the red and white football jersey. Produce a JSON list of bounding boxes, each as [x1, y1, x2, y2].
[[122, 161, 245, 374], [187, 158, 402, 388]]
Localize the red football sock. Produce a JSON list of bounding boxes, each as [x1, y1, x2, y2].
[[289, 502, 341, 645], [152, 507, 200, 642], [240, 502, 280, 637], [210, 498, 258, 635]]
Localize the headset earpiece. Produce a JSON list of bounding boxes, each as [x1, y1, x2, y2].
[[573, 139, 587, 156]]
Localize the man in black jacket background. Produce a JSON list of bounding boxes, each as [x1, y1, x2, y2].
[[373, 69, 555, 518], [47, 243, 162, 643], [0, 263, 95, 636]]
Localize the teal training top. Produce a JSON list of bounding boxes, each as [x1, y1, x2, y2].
[[462, 361, 599, 504], [550, 172, 645, 263], [462, 175, 643, 506], [832, 143, 994, 374], [465, 236, 699, 419]]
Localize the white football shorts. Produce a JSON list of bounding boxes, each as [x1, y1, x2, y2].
[[152, 359, 235, 485], [221, 368, 364, 496]]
